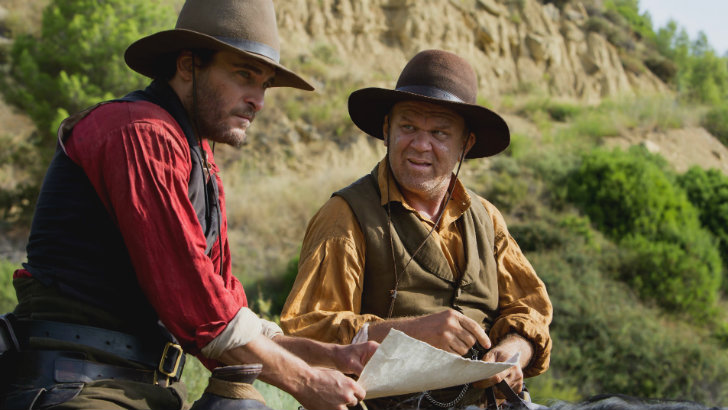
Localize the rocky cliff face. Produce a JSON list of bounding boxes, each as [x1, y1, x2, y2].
[[275, 0, 666, 102]]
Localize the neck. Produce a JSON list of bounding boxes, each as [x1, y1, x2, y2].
[[400, 182, 451, 222]]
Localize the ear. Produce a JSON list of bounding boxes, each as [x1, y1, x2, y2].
[[382, 115, 390, 147], [175, 51, 195, 82], [463, 132, 476, 156]]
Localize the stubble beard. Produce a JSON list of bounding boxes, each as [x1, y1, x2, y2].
[[193, 75, 254, 149], [389, 155, 452, 204]]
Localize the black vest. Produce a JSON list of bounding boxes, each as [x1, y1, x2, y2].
[[22, 80, 221, 330]]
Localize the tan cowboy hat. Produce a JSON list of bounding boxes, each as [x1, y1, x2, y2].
[[124, 0, 313, 91], [348, 49, 509, 158]]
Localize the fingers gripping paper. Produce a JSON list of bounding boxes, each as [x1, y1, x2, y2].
[[358, 329, 516, 399]]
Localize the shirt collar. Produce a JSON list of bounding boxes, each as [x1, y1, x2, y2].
[[376, 157, 472, 227]]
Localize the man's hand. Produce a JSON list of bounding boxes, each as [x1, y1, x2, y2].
[[474, 333, 533, 394], [331, 341, 379, 376], [368, 309, 491, 356], [218, 335, 366, 410], [295, 367, 366, 410]]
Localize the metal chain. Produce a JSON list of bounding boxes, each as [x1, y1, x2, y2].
[[423, 383, 470, 408], [422, 347, 479, 408]]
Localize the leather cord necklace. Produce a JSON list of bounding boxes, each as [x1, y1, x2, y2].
[[384, 128, 470, 318]]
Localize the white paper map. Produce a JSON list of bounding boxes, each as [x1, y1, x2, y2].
[[358, 329, 516, 399]]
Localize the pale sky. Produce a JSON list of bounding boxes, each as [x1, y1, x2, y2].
[[639, 0, 728, 56]]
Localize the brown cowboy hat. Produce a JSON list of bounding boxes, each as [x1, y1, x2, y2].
[[124, 0, 313, 91], [348, 49, 509, 158]]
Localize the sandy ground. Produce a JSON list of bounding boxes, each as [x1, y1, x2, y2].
[[604, 127, 728, 175]]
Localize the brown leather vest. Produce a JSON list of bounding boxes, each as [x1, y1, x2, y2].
[[334, 165, 499, 331]]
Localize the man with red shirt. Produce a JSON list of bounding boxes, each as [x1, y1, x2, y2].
[[0, 1, 375, 409]]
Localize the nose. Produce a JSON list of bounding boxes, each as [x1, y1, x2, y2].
[[244, 86, 266, 113], [409, 130, 432, 152]]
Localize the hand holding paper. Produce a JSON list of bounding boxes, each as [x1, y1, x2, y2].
[[357, 329, 516, 399]]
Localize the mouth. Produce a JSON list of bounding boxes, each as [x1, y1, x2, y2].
[[233, 113, 253, 128], [406, 158, 433, 171]]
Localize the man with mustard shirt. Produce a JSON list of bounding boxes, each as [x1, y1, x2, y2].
[[281, 49, 553, 409]]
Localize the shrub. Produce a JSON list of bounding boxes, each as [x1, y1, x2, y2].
[[1, 0, 175, 163], [567, 147, 675, 238], [0, 259, 19, 313], [644, 54, 678, 83], [584, 16, 612, 37], [618, 233, 721, 317], [701, 104, 728, 146], [533, 243, 728, 404], [677, 167, 728, 290], [246, 255, 300, 320], [566, 147, 722, 316]]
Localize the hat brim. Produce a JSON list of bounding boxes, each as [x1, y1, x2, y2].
[[124, 29, 313, 91], [348, 88, 509, 158]]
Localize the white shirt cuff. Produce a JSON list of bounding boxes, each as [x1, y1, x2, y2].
[[351, 323, 369, 344], [260, 319, 283, 339], [201, 307, 263, 360]]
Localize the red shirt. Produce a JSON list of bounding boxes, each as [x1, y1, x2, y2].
[[17, 101, 247, 356]]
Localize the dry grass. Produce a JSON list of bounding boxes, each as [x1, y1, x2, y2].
[[1, 0, 48, 37], [220, 134, 385, 284]]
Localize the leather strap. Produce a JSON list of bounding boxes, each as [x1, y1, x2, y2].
[[8, 350, 176, 388], [55, 357, 158, 385], [16, 320, 158, 365], [14, 320, 184, 381], [485, 381, 530, 409], [205, 378, 266, 404]]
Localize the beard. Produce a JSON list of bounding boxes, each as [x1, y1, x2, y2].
[[192, 73, 256, 148]]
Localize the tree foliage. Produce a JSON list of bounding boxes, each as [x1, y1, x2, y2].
[[654, 21, 728, 105], [1, 0, 175, 162]]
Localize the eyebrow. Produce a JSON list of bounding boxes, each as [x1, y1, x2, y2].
[[233, 62, 265, 74], [233, 62, 276, 84]]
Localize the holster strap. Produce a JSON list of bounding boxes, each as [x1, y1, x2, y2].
[[205, 378, 266, 404]]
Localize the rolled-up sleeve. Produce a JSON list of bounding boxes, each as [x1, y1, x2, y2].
[[280, 196, 383, 344], [481, 198, 553, 377]]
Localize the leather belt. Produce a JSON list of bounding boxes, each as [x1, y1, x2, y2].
[[10, 350, 177, 388], [13, 319, 184, 382], [16, 320, 161, 367]]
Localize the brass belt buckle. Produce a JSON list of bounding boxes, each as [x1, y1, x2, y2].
[[155, 342, 183, 385]]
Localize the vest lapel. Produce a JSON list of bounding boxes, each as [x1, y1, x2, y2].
[[389, 204, 455, 283]]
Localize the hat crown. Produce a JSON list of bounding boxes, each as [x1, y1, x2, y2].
[[176, 0, 280, 59], [395, 50, 478, 105]]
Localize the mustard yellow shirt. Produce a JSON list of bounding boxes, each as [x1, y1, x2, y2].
[[281, 159, 553, 376]]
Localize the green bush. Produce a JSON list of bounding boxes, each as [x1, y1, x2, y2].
[[677, 167, 728, 290], [566, 147, 722, 316], [246, 255, 300, 320], [567, 147, 676, 238], [701, 104, 728, 146], [533, 243, 728, 405], [644, 54, 678, 83], [0, 259, 19, 313], [603, 0, 655, 42], [1, 0, 175, 163], [618, 233, 721, 317]]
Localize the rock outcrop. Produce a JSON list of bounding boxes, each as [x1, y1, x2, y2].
[[275, 0, 667, 103]]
